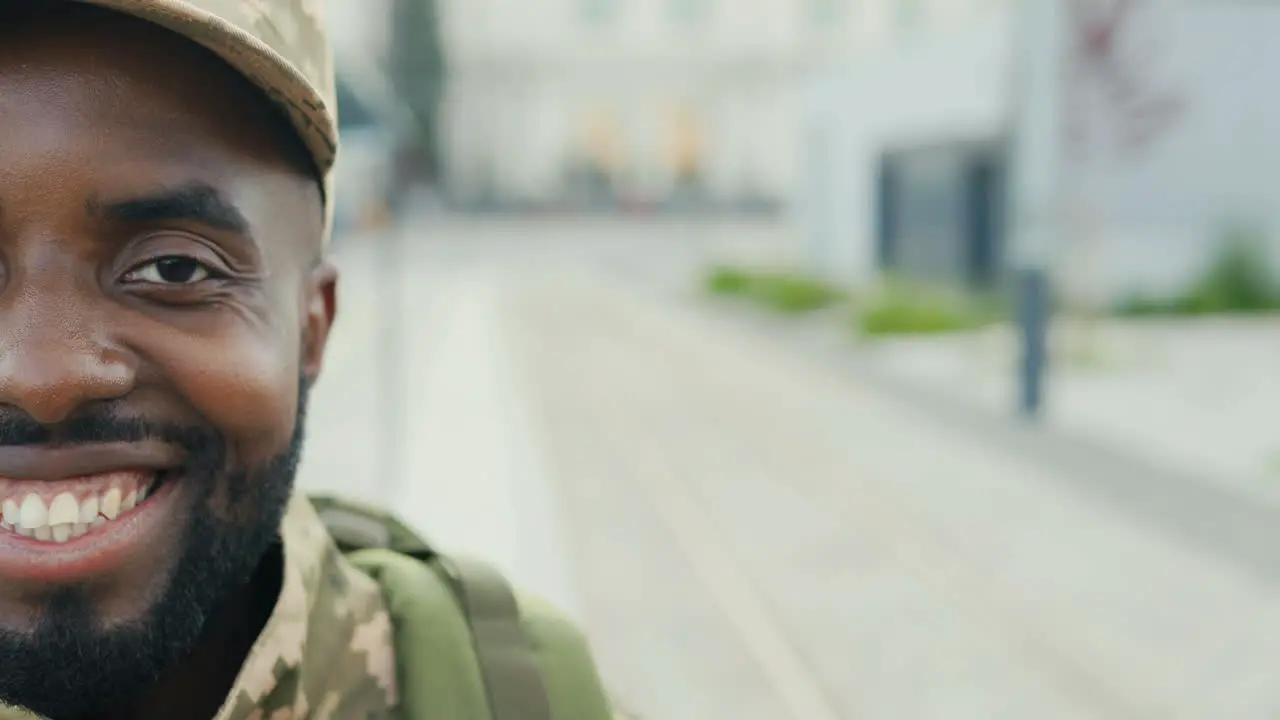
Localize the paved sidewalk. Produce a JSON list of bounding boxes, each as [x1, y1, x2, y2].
[[512, 265, 1280, 720], [858, 317, 1280, 509]]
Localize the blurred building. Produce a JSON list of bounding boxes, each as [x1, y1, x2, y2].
[[800, 0, 1280, 306], [323, 0, 447, 233], [323, 0, 398, 235], [436, 0, 877, 212], [324, 0, 394, 94]]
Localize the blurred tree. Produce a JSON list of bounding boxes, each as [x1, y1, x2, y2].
[[386, 0, 446, 187]]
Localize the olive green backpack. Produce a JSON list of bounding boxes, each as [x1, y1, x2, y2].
[[309, 495, 620, 720]]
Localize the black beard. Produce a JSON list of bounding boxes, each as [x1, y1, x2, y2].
[[0, 379, 310, 720]]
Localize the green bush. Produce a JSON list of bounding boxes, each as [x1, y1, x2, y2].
[[1115, 225, 1280, 317], [703, 266, 846, 314], [857, 282, 1004, 336], [705, 266, 755, 296], [752, 273, 845, 314], [1178, 226, 1280, 314]]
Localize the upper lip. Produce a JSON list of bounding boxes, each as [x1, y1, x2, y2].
[[0, 441, 181, 480]]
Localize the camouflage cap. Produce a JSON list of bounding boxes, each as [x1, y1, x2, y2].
[[70, 0, 338, 241]]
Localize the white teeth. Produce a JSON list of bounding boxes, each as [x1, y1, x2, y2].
[[52, 523, 100, 543], [102, 488, 122, 520], [48, 493, 79, 526], [79, 496, 98, 524], [1, 475, 156, 542], [19, 494, 47, 530]]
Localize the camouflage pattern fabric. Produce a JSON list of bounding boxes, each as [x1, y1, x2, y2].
[[0, 495, 399, 720], [214, 494, 398, 719]]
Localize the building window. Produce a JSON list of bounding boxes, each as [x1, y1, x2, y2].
[[583, 0, 621, 25], [671, 0, 708, 26], [809, 0, 845, 25]]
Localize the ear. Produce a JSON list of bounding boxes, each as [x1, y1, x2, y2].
[[301, 261, 338, 383]]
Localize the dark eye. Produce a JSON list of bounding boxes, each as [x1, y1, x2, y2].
[[127, 256, 211, 285]]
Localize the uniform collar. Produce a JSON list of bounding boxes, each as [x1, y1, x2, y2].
[[214, 492, 397, 719]]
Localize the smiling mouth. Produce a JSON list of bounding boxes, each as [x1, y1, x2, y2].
[[0, 470, 173, 543]]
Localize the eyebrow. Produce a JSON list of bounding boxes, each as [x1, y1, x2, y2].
[[89, 184, 252, 236]]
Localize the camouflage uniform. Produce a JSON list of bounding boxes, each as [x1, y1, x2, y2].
[[0, 496, 399, 720], [215, 495, 399, 719]]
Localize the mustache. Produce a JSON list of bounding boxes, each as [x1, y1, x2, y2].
[[0, 407, 221, 454]]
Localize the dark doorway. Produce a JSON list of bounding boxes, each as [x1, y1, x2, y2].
[[875, 157, 898, 272], [876, 140, 1008, 293], [964, 156, 1004, 290]]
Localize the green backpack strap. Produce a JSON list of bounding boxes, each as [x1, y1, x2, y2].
[[309, 494, 555, 720], [437, 556, 554, 720], [311, 494, 435, 559]]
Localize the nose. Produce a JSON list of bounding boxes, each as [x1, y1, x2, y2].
[[0, 290, 136, 425]]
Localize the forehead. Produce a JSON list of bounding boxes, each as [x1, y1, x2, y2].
[[0, 4, 319, 249]]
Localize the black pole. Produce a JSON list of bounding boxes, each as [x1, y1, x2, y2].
[[1007, 0, 1064, 422], [1016, 267, 1050, 419]]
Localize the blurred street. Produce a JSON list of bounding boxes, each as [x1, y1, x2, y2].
[[299, 213, 1280, 720]]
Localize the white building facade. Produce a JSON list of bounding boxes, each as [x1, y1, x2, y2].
[[437, 0, 885, 209], [800, 0, 1280, 303]]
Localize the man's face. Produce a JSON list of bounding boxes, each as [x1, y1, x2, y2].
[[0, 4, 335, 717]]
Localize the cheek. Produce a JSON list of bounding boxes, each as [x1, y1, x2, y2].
[[140, 307, 302, 465]]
